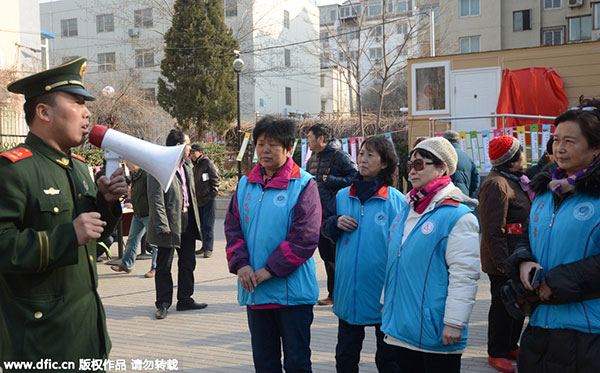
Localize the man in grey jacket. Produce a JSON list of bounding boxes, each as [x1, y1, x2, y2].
[[147, 129, 206, 319]]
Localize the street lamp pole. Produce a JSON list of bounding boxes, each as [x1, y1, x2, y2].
[[233, 51, 244, 180]]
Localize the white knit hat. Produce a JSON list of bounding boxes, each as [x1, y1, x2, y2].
[[413, 137, 458, 175]]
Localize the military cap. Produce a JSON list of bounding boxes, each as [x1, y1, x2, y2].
[[7, 57, 95, 101], [190, 143, 204, 152]]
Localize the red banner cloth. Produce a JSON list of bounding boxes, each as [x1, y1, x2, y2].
[[496, 67, 568, 128]]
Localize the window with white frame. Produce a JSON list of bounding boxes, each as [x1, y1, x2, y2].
[[97, 52, 116, 72], [397, 23, 408, 34], [350, 50, 358, 60], [513, 10, 532, 31], [96, 14, 114, 33], [397, 0, 413, 14], [411, 60, 450, 115], [320, 52, 329, 68], [285, 87, 292, 106], [544, 0, 561, 9], [369, 47, 382, 60], [284, 10, 290, 29], [569, 15, 592, 41], [321, 100, 327, 112], [367, 1, 382, 17], [224, 0, 237, 17], [61, 18, 78, 37], [542, 28, 563, 45], [373, 25, 382, 37], [459, 36, 480, 53], [320, 74, 325, 87], [284, 49, 291, 67], [330, 9, 337, 22], [460, 0, 479, 17], [135, 49, 154, 68], [421, 6, 440, 25], [134, 8, 153, 28], [259, 98, 265, 107], [593, 2, 600, 30], [320, 31, 329, 46]]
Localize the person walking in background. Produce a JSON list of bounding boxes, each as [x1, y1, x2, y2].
[[110, 161, 158, 278], [190, 143, 219, 258], [443, 130, 480, 198], [306, 123, 358, 306], [506, 100, 600, 372], [478, 136, 531, 373], [225, 116, 321, 372], [322, 137, 405, 373], [148, 130, 206, 320], [381, 137, 480, 373]]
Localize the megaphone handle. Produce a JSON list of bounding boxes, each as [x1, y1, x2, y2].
[[104, 149, 121, 179]]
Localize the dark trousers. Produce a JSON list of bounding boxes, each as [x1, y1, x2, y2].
[[198, 199, 215, 252], [318, 234, 336, 299], [488, 274, 524, 357], [336, 319, 399, 373], [386, 344, 461, 373], [154, 211, 197, 309], [246, 305, 313, 373]]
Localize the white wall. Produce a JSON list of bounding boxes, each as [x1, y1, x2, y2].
[[0, 0, 42, 73]]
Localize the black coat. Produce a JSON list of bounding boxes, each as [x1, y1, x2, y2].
[[305, 139, 358, 220]]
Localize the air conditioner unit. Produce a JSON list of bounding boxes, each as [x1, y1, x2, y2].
[[128, 28, 140, 38], [568, 0, 583, 7]]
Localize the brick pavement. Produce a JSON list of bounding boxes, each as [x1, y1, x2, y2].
[[98, 219, 507, 373]]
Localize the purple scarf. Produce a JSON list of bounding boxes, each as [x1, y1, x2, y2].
[[548, 157, 600, 195]]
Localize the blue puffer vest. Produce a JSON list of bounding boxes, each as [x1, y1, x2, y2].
[[381, 201, 472, 352], [529, 191, 600, 333], [333, 185, 405, 325], [236, 166, 319, 306]]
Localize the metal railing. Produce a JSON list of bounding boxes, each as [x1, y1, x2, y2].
[[428, 113, 556, 136]]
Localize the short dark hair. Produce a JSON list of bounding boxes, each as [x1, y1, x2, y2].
[[308, 123, 331, 142], [23, 93, 57, 125], [554, 97, 600, 149], [360, 137, 398, 186], [253, 116, 297, 150], [166, 129, 186, 146], [494, 148, 524, 173]]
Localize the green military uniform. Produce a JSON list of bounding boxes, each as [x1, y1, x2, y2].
[[0, 58, 120, 370]]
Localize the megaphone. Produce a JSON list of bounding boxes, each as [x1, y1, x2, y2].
[[89, 125, 185, 192]]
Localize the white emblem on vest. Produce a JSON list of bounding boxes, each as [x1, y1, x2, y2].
[[421, 221, 434, 235], [273, 192, 288, 207], [374, 211, 387, 226], [573, 202, 594, 221]]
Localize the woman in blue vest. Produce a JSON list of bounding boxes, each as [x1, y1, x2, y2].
[[381, 137, 480, 373], [506, 99, 600, 372], [224, 116, 322, 373], [322, 136, 406, 372]]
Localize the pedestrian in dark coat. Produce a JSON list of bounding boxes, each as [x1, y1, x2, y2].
[[443, 130, 480, 198], [479, 136, 531, 373], [0, 57, 127, 366]]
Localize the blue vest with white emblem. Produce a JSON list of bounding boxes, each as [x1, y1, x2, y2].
[[381, 201, 473, 352], [529, 191, 600, 333], [236, 168, 318, 306]]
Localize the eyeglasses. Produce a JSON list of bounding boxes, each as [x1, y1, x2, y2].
[[569, 106, 600, 120], [407, 159, 434, 171]]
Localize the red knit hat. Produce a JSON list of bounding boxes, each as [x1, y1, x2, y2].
[[489, 136, 521, 167]]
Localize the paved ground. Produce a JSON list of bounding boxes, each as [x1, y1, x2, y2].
[[98, 219, 509, 373]]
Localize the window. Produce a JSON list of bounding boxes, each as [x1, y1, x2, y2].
[[285, 87, 292, 106], [513, 10, 532, 32], [134, 8, 153, 28], [397, 0, 413, 14], [284, 49, 291, 67], [397, 23, 408, 34], [349, 50, 359, 60], [459, 36, 480, 53], [373, 25, 382, 37], [421, 6, 440, 25], [544, 0, 561, 9], [569, 15, 592, 41], [61, 18, 78, 37], [367, 1, 382, 17], [143, 88, 155, 104], [97, 52, 116, 72], [320, 52, 329, 68], [594, 2, 600, 30], [340, 5, 360, 19], [338, 51, 345, 61], [259, 98, 265, 107], [369, 47, 382, 59], [411, 60, 450, 115], [460, 0, 480, 17], [321, 100, 327, 112], [224, 0, 237, 17], [135, 49, 154, 68], [96, 14, 114, 33], [284, 10, 290, 29], [320, 31, 329, 46], [320, 74, 325, 87], [542, 28, 563, 45]]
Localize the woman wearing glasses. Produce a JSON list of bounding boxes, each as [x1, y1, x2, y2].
[[381, 137, 480, 373], [506, 99, 600, 372]]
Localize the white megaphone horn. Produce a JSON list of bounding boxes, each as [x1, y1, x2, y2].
[[89, 125, 185, 192]]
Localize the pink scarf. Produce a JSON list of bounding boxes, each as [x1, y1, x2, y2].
[[409, 176, 452, 214]]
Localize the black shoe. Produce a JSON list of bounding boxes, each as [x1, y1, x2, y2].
[[176, 302, 208, 311], [195, 248, 206, 255], [203, 250, 213, 258], [155, 306, 168, 319]]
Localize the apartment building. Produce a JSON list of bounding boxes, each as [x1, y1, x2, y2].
[[40, 0, 320, 123]]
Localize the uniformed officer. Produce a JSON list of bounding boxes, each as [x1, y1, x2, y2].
[[0, 57, 127, 370]]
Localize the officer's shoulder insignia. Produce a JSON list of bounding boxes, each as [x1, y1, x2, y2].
[[0, 147, 33, 163], [71, 153, 86, 163]]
